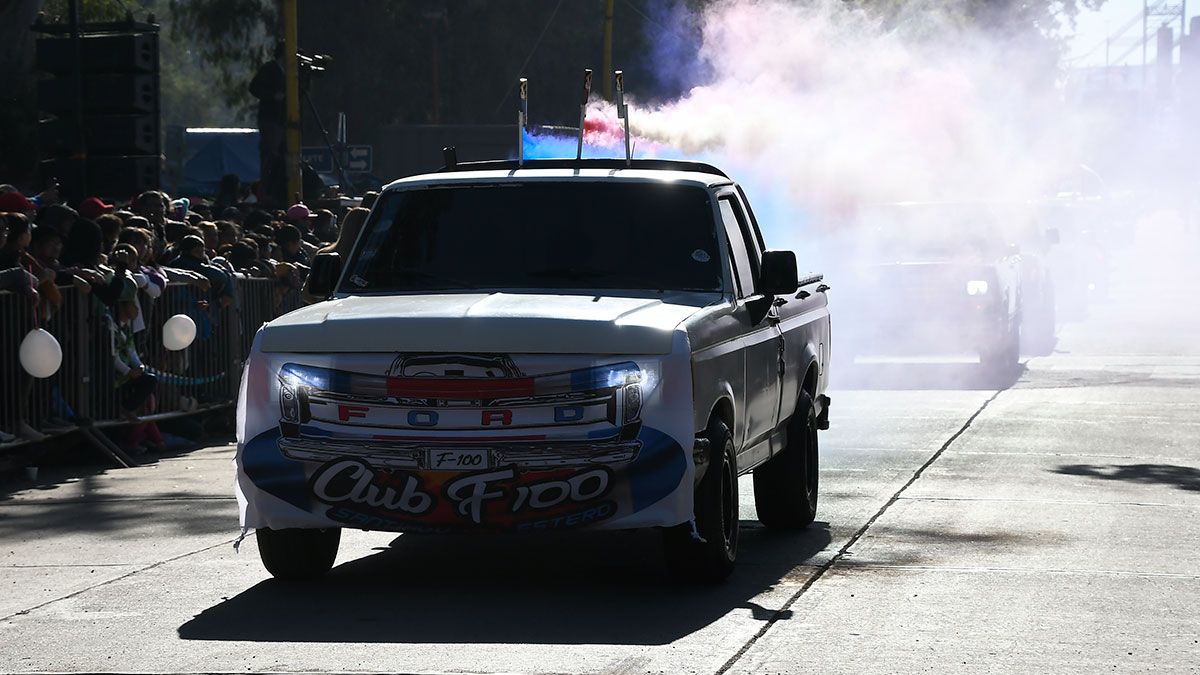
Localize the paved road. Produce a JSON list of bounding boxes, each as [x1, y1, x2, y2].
[[1, 219, 1197, 673]]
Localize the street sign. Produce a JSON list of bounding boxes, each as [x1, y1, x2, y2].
[[345, 145, 372, 172], [301, 147, 332, 173], [301, 145, 373, 174]]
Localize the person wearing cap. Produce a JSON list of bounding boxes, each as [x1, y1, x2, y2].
[[26, 226, 102, 293], [284, 204, 320, 256], [0, 191, 37, 218], [77, 197, 114, 221], [35, 204, 78, 239], [285, 203, 314, 227], [170, 234, 235, 306]]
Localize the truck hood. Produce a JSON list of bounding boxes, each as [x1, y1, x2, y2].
[[258, 292, 704, 355]]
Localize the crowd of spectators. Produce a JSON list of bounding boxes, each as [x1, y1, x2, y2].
[[0, 179, 377, 451]]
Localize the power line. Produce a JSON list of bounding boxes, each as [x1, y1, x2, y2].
[[493, 0, 565, 115]]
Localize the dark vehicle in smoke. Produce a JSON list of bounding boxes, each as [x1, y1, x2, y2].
[[1039, 195, 1111, 318], [844, 258, 1022, 372], [837, 202, 1035, 373]]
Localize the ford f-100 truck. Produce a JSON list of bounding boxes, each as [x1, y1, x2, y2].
[[235, 158, 832, 582]]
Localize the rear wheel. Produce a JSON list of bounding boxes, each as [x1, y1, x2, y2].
[[753, 390, 819, 529], [662, 418, 738, 583], [982, 320, 1020, 378], [256, 527, 341, 580]]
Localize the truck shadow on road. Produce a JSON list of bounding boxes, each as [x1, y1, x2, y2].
[[178, 522, 832, 645]]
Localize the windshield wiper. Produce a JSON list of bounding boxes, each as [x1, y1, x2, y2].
[[528, 266, 666, 292]]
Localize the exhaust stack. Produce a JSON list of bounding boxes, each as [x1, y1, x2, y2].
[[517, 77, 528, 167], [576, 68, 593, 161], [615, 70, 630, 167]]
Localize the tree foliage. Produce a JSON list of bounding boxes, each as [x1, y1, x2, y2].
[[168, 0, 276, 113]]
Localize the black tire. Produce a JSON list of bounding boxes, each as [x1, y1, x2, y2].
[[256, 527, 341, 580], [982, 321, 1020, 377], [753, 390, 819, 529], [662, 418, 738, 583]]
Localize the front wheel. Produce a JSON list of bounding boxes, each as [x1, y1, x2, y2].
[[256, 527, 341, 580], [662, 418, 738, 583], [753, 390, 819, 529]]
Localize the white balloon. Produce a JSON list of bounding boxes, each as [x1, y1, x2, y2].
[[162, 314, 197, 351], [19, 328, 62, 379]]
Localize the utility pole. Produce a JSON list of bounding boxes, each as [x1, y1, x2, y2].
[[1144, 0, 1150, 89], [1144, 1, 1189, 93], [602, 0, 614, 100], [1158, 25, 1175, 101], [282, 0, 302, 203]]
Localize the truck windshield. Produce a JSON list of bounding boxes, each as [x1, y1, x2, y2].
[[341, 182, 724, 294]]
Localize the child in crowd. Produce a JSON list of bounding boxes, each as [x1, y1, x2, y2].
[[106, 276, 157, 427]]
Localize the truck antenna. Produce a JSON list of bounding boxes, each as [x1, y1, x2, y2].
[[576, 68, 592, 161], [615, 70, 630, 167], [517, 77, 528, 167], [442, 146, 457, 170]]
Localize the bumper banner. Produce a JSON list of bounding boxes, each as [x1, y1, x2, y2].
[[235, 338, 695, 533]]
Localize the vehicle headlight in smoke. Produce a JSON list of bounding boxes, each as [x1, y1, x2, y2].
[[279, 379, 301, 422], [966, 280, 989, 296], [623, 382, 643, 424]]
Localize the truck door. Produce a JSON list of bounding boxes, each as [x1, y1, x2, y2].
[[718, 194, 782, 454], [735, 186, 823, 430]]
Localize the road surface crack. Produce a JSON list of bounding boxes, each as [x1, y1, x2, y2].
[[0, 538, 237, 623], [714, 388, 1003, 675]]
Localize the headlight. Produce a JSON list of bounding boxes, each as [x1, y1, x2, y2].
[[280, 382, 300, 422], [623, 383, 642, 424], [966, 280, 989, 296]]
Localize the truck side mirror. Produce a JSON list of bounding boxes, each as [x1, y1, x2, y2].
[[759, 250, 799, 296], [308, 252, 342, 298]]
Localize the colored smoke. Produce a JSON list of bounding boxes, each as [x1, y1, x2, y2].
[[521, 0, 1196, 384]]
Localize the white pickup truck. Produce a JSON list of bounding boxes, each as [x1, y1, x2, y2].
[[235, 158, 832, 582]]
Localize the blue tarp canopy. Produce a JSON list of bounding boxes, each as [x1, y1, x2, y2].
[[178, 128, 260, 197]]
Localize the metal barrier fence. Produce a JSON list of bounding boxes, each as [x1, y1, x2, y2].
[[1, 274, 297, 447]]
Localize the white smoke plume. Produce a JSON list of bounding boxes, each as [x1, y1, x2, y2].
[[565, 0, 1111, 247], [534, 0, 1194, 384]]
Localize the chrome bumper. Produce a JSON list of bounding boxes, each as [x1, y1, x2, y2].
[[278, 436, 643, 470]]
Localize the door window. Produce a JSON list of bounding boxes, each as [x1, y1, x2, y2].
[[719, 197, 757, 298]]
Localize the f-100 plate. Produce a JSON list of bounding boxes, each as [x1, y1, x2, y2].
[[426, 448, 491, 471]]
